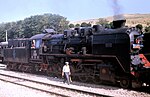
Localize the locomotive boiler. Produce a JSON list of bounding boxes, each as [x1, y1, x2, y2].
[[2, 20, 150, 88]]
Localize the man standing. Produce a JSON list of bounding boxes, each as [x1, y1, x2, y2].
[[62, 62, 71, 85]]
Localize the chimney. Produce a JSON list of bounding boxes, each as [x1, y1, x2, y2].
[[113, 19, 126, 29]]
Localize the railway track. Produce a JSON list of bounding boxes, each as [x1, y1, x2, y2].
[[0, 66, 149, 97], [0, 71, 112, 97]]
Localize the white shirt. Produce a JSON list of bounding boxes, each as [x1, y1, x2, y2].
[[129, 31, 140, 42], [62, 65, 70, 73]]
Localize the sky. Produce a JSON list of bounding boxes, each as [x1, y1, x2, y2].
[[0, 0, 149, 23]]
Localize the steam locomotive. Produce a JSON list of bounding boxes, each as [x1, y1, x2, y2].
[[1, 20, 150, 88]]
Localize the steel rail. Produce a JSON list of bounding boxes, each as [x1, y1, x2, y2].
[[0, 72, 112, 97]]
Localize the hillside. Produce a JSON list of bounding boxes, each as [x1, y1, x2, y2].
[[70, 14, 150, 27]]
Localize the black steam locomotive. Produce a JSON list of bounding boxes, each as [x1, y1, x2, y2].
[[1, 20, 150, 88]]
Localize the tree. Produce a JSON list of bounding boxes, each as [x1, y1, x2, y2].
[[96, 18, 109, 26], [136, 24, 143, 31], [58, 18, 69, 33], [145, 26, 150, 33], [0, 13, 69, 39], [87, 22, 91, 27], [69, 23, 74, 28], [75, 24, 80, 27], [81, 22, 88, 27], [109, 22, 114, 29], [80, 22, 91, 27]]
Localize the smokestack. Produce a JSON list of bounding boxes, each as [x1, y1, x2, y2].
[[113, 18, 126, 29]]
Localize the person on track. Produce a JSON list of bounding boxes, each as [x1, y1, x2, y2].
[[62, 62, 71, 85]]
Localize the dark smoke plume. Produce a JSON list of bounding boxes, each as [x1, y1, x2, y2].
[[111, 0, 125, 21]]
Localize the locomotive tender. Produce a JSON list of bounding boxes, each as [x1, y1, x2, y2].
[[2, 20, 150, 88]]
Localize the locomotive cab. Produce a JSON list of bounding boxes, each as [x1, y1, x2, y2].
[[30, 33, 46, 60]]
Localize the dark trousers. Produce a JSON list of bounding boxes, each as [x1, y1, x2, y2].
[[63, 72, 70, 85]]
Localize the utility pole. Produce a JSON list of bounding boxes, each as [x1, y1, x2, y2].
[[6, 30, 8, 42]]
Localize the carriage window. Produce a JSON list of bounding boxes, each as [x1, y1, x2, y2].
[[35, 40, 41, 48]]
